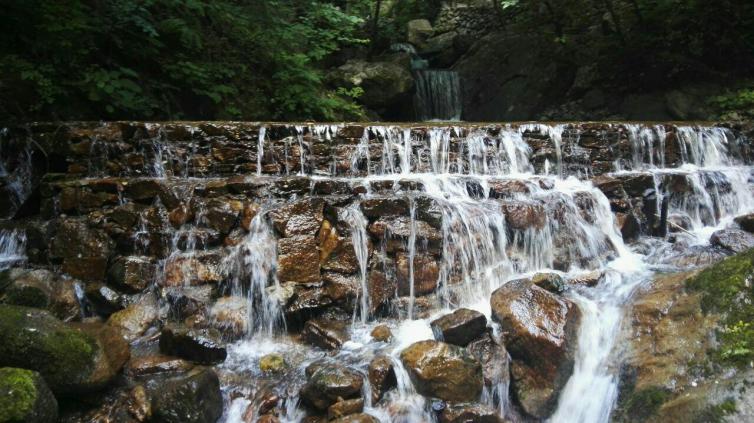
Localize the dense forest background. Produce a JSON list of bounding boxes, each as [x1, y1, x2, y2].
[[2, 0, 754, 122]]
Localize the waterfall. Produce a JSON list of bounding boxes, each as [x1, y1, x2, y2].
[[414, 70, 462, 121], [0, 229, 26, 270], [3, 121, 751, 423]]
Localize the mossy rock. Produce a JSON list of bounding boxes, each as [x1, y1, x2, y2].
[[0, 367, 58, 423], [0, 305, 127, 395], [686, 248, 754, 366], [259, 353, 286, 373]]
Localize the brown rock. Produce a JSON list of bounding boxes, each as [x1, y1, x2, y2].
[[330, 413, 379, 423], [300, 363, 363, 410], [108, 256, 155, 293], [301, 318, 349, 350], [106, 299, 159, 341], [400, 340, 483, 402], [431, 308, 487, 346], [490, 279, 581, 418], [368, 355, 396, 403], [500, 200, 546, 230], [208, 296, 248, 340], [328, 398, 364, 420], [277, 236, 321, 283], [159, 325, 227, 364], [360, 198, 410, 218], [126, 355, 194, 377], [269, 198, 325, 237], [439, 403, 504, 423], [163, 251, 223, 286], [396, 253, 439, 296], [370, 324, 393, 342]]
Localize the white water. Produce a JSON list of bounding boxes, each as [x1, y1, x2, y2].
[[0, 229, 26, 270], [190, 123, 754, 423]]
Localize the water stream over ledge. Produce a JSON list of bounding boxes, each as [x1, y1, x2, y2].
[[1, 121, 753, 423]]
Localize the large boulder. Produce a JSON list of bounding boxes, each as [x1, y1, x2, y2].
[[0, 367, 58, 423], [430, 308, 487, 346], [490, 279, 581, 418], [368, 355, 396, 403], [330, 59, 414, 117], [0, 305, 129, 394], [400, 340, 483, 402], [407, 19, 433, 48], [108, 256, 155, 292], [148, 367, 223, 423], [710, 228, 754, 254], [1, 269, 82, 321], [301, 363, 364, 410], [106, 299, 159, 341]]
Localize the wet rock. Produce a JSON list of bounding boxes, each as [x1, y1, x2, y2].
[[368, 216, 442, 252], [85, 283, 127, 316], [159, 325, 227, 364], [567, 270, 603, 287], [709, 228, 754, 253], [125, 179, 163, 202], [280, 283, 333, 322], [108, 256, 155, 293], [367, 267, 397, 315], [660, 244, 729, 269], [667, 214, 693, 233], [51, 218, 113, 281], [330, 59, 414, 114], [164, 285, 213, 320], [330, 413, 379, 423], [269, 198, 325, 237], [277, 235, 321, 283], [490, 279, 581, 418], [168, 203, 193, 228], [259, 353, 286, 373], [370, 324, 393, 342], [301, 363, 364, 410], [323, 272, 359, 307], [500, 200, 546, 230], [488, 179, 532, 198], [439, 403, 503, 423], [467, 332, 510, 389], [301, 318, 349, 350], [368, 355, 396, 403], [396, 253, 440, 296], [328, 398, 364, 420], [126, 355, 194, 377], [208, 296, 248, 340], [163, 251, 224, 286], [593, 175, 627, 199], [400, 340, 483, 402], [319, 220, 361, 274], [617, 211, 642, 242], [2, 269, 55, 309], [0, 305, 129, 394], [617, 173, 655, 197], [0, 367, 58, 423], [360, 198, 410, 218], [149, 367, 223, 423], [107, 299, 159, 341], [531, 272, 566, 294], [734, 212, 754, 233], [430, 308, 487, 346]]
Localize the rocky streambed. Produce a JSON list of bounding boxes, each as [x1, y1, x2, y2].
[[1, 121, 753, 423]]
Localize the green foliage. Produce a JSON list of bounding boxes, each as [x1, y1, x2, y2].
[[686, 248, 754, 366], [712, 86, 754, 120], [0, 0, 369, 122]]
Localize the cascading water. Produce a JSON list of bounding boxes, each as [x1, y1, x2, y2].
[[0, 229, 26, 270], [414, 70, 462, 121], [2, 121, 751, 423]]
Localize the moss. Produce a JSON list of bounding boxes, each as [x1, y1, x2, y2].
[[614, 386, 671, 422], [693, 398, 736, 423], [0, 270, 11, 293], [4, 284, 50, 308], [0, 367, 38, 421], [0, 305, 98, 393], [686, 248, 754, 366]]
